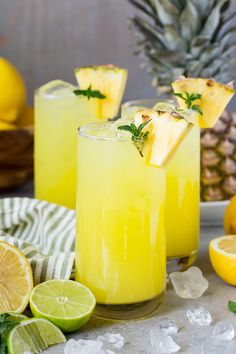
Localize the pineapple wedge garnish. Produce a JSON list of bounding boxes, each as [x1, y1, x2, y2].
[[172, 77, 235, 128], [75, 65, 127, 119], [133, 109, 192, 167]]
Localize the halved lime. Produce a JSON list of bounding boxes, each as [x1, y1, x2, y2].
[[29, 280, 96, 333], [7, 318, 65, 354]]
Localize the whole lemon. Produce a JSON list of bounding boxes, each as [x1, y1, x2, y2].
[[0, 57, 26, 123]]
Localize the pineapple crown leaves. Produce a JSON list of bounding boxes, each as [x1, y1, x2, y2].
[[118, 119, 151, 156], [173, 92, 203, 115], [127, 0, 236, 89]]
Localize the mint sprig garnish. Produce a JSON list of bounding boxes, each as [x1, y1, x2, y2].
[[0, 314, 20, 353], [74, 85, 106, 100], [118, 120, 151, 157], [174, 92, 203, 115], [228, 300, 236, 313]]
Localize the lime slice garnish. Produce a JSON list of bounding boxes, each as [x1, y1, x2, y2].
[[30, 280, 96, 333], [7, 318, 65, 354]]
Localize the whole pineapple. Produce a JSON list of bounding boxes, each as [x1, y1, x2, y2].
[[128, 0, 236, 201]]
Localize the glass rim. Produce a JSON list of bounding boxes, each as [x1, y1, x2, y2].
[[122, 98, 160, 107], [122, 97, 174, 108], [78, 121, 131, 142], [34, 84, 82, 99]]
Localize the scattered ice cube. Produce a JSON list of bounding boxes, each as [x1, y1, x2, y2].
[[64, 339, 78, 354], [157, 318, 178, 335], [37, 80, 75, 98], [169, 266, 209, 299], [64, 339, 103, 354], [186, 306, 212, 326], [150, 329, 180, 353], [213, 321, 235, 341], [97, 333, 124, 349]]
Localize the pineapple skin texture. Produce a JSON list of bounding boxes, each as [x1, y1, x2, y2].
[[201, 111, 236, 201], [172, 78, 235, 128]]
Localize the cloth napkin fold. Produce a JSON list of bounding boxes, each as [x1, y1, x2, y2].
[[0, 197, 75, 284]]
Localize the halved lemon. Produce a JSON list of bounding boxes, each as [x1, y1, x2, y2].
[[0, 241, 33, 313], [209, 235, 236, 285]]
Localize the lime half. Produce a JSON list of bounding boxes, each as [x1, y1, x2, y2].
[[30, 280, 96, 332], [7, 318, 65, 354]]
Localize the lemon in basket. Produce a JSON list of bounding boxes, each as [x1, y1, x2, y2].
[[0, 57, 26, 123]]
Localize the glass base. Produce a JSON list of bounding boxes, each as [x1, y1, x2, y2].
[[167, 251, 198, 273], [94, 291, 165, 320]]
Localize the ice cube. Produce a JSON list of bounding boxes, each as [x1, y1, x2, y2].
[[157, 318, 178, 335], [64, 339, 103, 354], [37, 80, 75, 98], [213, 321, 235, 341], [149, 329, 180, 353], [169, 267, 209, 299], [186, 306, 212, 326], [97, 333, 124, 349], [64, 339, 78, 354]]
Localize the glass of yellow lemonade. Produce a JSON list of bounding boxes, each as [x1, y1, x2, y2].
[[75, 121, 166, 320], [35, 65, 127, 209], [34, 80, 102, 209], [122, 99, 200, 271]]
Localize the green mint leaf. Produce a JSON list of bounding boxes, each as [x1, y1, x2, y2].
[[74, 85, 106, 100], [173, 92, 184, 99], [130, 123, 139, 136], [117, 125, 133, 133], [228, 300, 236, 313], [191, 105, 203, 115], [0, 340, 7, 354], [174, 91, 202, 113], [188, 93, 201, 101], [138, 119, 152, 131], [117, 119, 152, 157]]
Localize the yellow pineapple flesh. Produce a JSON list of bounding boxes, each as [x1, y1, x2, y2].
[[172, 78, 235, 128], [134, 109, 192, 167], [75, 64, 127, 119]]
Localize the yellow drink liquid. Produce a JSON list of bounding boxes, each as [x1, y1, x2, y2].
[[166, 126, 200, 267], [34, 81, 101, 209], [122, 100, 200, 270], [75, 122, 166, 319]]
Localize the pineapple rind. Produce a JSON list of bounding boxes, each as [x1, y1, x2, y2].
[[172, 78, 235, 128]]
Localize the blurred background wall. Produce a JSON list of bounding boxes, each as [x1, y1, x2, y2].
[[1, 0, 236, 106]]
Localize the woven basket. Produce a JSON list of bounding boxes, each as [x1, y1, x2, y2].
[[0, 127, 34, 191]]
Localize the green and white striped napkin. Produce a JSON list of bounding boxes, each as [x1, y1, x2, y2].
[[0, 197, 75, 285]]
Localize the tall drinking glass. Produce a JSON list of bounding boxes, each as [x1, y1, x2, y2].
[[75, 122, 166, 320], [122, 99, 200, 271], [34, 80, 101, 209]]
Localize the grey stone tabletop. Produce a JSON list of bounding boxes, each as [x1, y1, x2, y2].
[[2, 183, 236, 353]]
